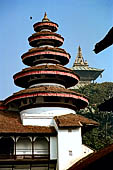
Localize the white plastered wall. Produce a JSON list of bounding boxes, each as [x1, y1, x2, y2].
[[20, 107, 75, 126], [55, 126, 82, 170], [50, 136, 57, 160]]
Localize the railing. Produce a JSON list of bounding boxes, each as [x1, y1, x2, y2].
[[0, 149, 49, 160]]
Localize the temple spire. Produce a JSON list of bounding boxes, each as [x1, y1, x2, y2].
[[78, 46, 82, 57], [42, 12, 50, 22], [73, 46, 88, 67]]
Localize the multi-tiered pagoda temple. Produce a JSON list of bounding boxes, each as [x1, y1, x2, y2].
[[0, 13, 98, 170], [71, 46, 104, 88]]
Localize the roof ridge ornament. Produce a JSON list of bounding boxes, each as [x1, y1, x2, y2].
[[42, 12, 50, 22]]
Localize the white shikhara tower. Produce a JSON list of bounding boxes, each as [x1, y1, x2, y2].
[[4, 13, 98, 170]]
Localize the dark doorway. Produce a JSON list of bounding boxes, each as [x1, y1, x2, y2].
[[0, 137, 14, 155]]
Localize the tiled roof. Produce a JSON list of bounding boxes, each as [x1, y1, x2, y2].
[[71, 66, 104, 82], [13, 64, 79, 89], [5, 86, 88, 109], [15, 64, 78, 75], [33, 20, 58, 32], [54, 113, 99, 128], [7, 86, 85, 97], [28, 46, 68, 54], [0, 110, 56, 135], [30, 31, 63, 39], [72, 66, 104, 72]]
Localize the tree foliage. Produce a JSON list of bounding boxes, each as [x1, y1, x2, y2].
[[74, 82, 113, 150]]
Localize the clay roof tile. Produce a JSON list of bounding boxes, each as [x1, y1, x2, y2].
[[54, 113, 99, 128], [0, 110, 56, 135]]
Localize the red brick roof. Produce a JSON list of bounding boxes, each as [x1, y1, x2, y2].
[[54, 113, 99, 128], [0, 110, 56, 135]]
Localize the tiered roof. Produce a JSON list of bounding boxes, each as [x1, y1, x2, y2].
[[34, 13, 58, 32], [0, 13, 98, 134], [4, 13, 89, 112], [22, 47, 70, 66], [13, 64, 79, 88], [5, 86, 88, 111]]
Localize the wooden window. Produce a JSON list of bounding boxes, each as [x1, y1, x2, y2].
[[68, 129, 72, 132], [69, 150, 72, 156]]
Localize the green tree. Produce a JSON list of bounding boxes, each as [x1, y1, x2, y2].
[[74, 82, 113, 150]]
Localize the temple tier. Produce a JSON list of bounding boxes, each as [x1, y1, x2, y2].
[[21, 47, 70, 66], [33, 13, 58, 32], [28, 31, 64, 47], [13, 65, 80, 88], [5, 86, 88, 111]]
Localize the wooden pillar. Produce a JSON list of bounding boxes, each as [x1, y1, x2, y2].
[[30, 164, 32, 170], [48, 136, 50, 170], [32, 136, 34, 159], [14, 136, 16, 159]]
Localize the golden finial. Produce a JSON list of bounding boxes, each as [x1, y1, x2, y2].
[[78, 45, 82, 53], [42, 12, 50, 22], [44, 12, 47, 19], [78, 46, 82, 58]]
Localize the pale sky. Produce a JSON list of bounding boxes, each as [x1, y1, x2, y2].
[[0, 0, 113, 100]]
